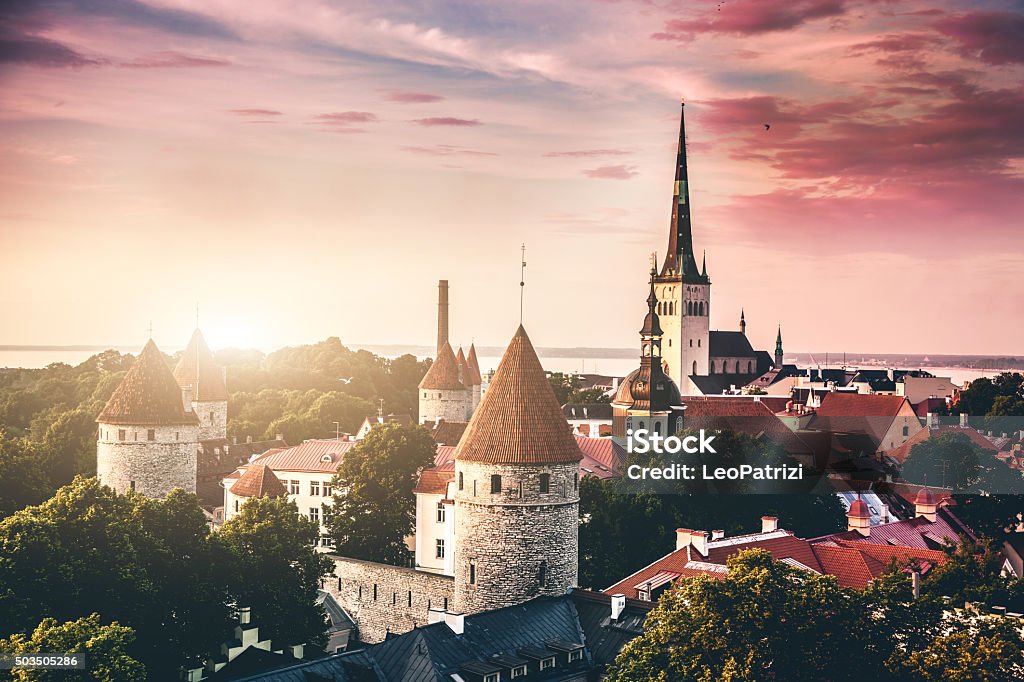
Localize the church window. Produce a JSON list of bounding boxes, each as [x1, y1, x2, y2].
[[469, 563, 476, 585], [699, 302, 705, 316], [538, 560, 547, 587], [638, 420, 645, 430], [491, 474, 501, 493], [458, 472, 464, 490], [310, 480, 320, 496], [539, 473, 550, 494], [118, 429, 126, 441], [436, 538, 445, 559], [436, 501, 446, 522], [654, 422, 662, 434]]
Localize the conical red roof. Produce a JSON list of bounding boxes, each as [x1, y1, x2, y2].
[[97, 340, 200, 426], [848, 497, 870, 519], [173, 328, 228, 401], [455, 326, 582, 465], [456, 347, 470, 386], [466, 344, 483, 386], [419, 341, 465, 390], [229, 463, 287, 498]]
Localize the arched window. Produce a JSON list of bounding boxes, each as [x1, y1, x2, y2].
[[654, 421, 662, 434], [699, 302, 705, 316], [693, 361, 697, 375], [686, 301, 692, 316], [638, 420, 645, 430], [689, 339, 693, 347]]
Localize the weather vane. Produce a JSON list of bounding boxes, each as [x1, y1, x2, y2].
[[519, 243, 527, 325]]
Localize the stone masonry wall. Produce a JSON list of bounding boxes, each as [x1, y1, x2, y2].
[[97, 422, 198, 498], [453, 461, 579, 614], [194, 400, 228, 442], [419, 388, 473, 425], [326, 556, 455, 644]]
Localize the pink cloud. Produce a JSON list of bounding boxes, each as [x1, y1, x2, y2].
[[228, 109, 282, 117], [934, 11, 1024, 65], [583, 164, 637, 180], [544, 149, 630, 158], [121, 51, 230, 68], [653, 0, 852, 41], [413, 117, 481, 127], [401, 145, 497, 156], [383, 90, 444, 103]]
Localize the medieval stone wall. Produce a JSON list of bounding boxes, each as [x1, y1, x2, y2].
[[419, 388, 473, 425], [193, 399, 228, 441], [96, 422, 198, 497], [453, 461, 579, 614], [326, 555, 455, 644]]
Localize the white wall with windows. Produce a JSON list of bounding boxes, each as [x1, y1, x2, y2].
[[413, 482, 455, 575]]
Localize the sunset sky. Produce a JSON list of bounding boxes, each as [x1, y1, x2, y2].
[[1, 0, 1022, 357]]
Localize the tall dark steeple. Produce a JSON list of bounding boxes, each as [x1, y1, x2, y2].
[[661, 100, 706, 283], [740, 309, 746, 336], [775, 325, 784, 368]]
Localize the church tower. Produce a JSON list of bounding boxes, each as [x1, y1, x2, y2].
[[775, 325, 784, 369], [97, 339, 199, 498], [173, 328, 228, 441], [612, 263, 685, 444], [452, 326, 582, 615], [655, 101, 711, 394]]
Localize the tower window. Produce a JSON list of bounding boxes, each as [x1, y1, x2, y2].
[[693, 361, 698, 375], [539, 473, 550, 494], [234, 499, 239, 512], [538, 560, 547, 587], [473, 479, 477, 496], [209, 411, 214, 423], [129, 480, 136, 492], [436, 501, 446, 522], [133, 431, 137, 441], [469, 562, 476, 585], [698, 339, 701, 347], [458, 471, 464, 490], [147, 429, 155, 441], [574, 473, 579, 491], [118, 429, 126, 441], [373, 584, 378, 601], [490, 474, 501, 494], [436, 538, 445, 559], [689, 339, 693, 347]]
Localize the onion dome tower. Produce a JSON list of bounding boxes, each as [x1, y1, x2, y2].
[[418, 341, 472, 425], [173, 328, 228, 441], [452, 325, 582, 615], [466, 343, 483, 409], [654, 100, 711, 392], [612, 263, 685, 443], [96, 339, 200, 498]]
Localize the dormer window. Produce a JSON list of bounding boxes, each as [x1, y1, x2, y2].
[[540, 657, 555, 670], [569, 650, 582, 662], [511, 666, 527, 678], [484, 674, 499, 682], [320, 454, 333, 463]]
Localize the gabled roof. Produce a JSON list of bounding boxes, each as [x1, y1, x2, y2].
[[248, 439, 356, 473], [173, 328, 228, 402], [456, 347, 470, 386], [708, 330, 756, 359], [418, 341, 465, 391], [886, 425, 996, 463], [430, 420, 468, 446], [812, 507, 973, 550], [229, 463, 288, 498], [466, 344, 483, 386], [97, 339, 200, 426], [808, 393, 916, 443], [413, 466, 455, 495], [455, 326, 582, 465], [680, 397, 814, 456]]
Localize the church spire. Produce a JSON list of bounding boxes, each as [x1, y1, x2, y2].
[[775, 325, 784, 368], [662, 99, 703, 282], [740, 308, 746, 336]]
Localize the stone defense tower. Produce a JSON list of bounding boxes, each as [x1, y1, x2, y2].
[[418, 341, 472, 424], [655, 101, 711, 395], [97, 339, 199, 497], [453, 325, 582, 615], [173, 328, 228, 442], [466, 343, 483, 409]]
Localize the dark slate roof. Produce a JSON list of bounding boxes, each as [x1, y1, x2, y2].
[[219, 649, 382, 682], [708, 331, 756, 359], [687, 373, 761, 396], [570, 591, 652, 667], [562, 403, 613, 420]]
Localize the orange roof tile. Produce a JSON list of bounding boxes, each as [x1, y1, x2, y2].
[[419, 341, 465, 391], [466, 344, 483, 386], [456, 347, 470, 386], [97, 340, 200, 426], [455, 325, 582, 465], [431, 420, 468, 446], [229, 463, 288, 498], [413, 466, 455, 495], [173, 328, 228, 401]]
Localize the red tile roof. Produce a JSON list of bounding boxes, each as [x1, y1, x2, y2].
[[808, 393, 915, 442], [812, 507, 972, 551], [681, 397, 813, 455], [575, 436, 624, 477], [431, 420, 468, 446], [173, 328, 228, 402], [887, 425, 996, 463], [413, 465, 455, 495], [250, 439, 356, 473], [97, 340, 200, 426], [466, 344, 483, 386], [455, 326, 582, 465], [419, 341, 465, 391], [229, 463, 287, 498]]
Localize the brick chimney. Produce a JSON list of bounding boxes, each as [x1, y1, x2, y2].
[[437, 280, 449, 354], [711, 529, 725, 540], [690, 530, 709, 557], [761, 516, 778, 533], [960, 413, 969, 428]]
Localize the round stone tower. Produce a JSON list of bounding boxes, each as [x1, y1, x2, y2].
[[173, 328, 228, 442], [453, 325, 582, 615], [97, 339, 199, 498], [418, 341, 472, 425]]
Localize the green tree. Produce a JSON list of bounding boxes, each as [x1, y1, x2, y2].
[[40, 408, 98, 486], [889, 615, 1024, 682], [901, 432, 982, 490], [219, 496, 333, 649], [0, 430, 50, 517], [547, 372, 577, 405], [327, 423, 436, 564], [605, 549, 870, 682], [0, 614, 145, 682]]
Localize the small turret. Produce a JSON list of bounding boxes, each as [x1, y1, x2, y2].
[[846, 495, 871, 536]]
